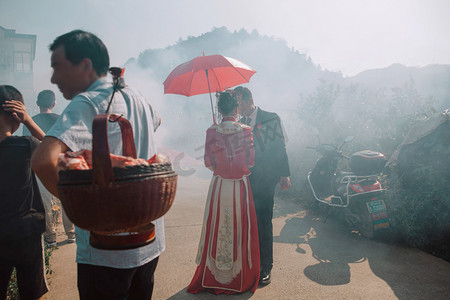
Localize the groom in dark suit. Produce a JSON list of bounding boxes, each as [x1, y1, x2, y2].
[[234, 86, 291, 285]]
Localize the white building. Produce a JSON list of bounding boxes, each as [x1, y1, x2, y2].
[[0, 26, 36, 101]]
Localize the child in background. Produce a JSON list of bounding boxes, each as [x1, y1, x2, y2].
[[23, 89, 75, 246], [0, 85, 47, 300]]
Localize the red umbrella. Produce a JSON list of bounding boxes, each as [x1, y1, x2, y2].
[[163, 54, 256, 123]]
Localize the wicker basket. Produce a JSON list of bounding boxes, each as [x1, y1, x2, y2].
[[57, 114, 177, 249]]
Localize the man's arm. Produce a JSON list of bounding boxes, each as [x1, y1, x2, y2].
[[31, 136, 70, 197], [271, 114, 290, 176], [268, 113, 291, 189]]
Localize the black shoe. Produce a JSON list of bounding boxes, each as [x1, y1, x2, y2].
[[259, 273, 271, 286]]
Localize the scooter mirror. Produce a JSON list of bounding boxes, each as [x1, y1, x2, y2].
[[312, 127, 319, 136], [344, 136, 354, 143]]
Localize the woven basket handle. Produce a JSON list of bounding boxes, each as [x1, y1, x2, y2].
[[92, 114, 137, 188]]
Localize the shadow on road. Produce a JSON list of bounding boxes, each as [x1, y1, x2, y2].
[[366, 240, 450, 299], [274, 213, 366, 286], [274, 201, 450, 299]]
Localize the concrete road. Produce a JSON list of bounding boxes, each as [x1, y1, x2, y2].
[[44, 171, 450, 299]]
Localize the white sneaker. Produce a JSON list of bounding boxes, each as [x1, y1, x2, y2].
[[46, 241, 57, 247]]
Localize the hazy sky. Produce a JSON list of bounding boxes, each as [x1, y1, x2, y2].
[[1, 0, 450, 91]]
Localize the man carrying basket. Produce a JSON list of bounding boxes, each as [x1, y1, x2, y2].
[[32, 30, 164, 300]]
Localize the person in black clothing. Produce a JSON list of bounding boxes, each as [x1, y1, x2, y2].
[[234, 86, 291, 286], [0, 85, 47, 300]]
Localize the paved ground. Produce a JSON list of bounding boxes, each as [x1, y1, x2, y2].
[[44, 171, 450, 299]]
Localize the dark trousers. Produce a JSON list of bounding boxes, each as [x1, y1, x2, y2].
[[250, 174, 277, 277], [0, 234, 48, 300], [77, 257, 159, 300]]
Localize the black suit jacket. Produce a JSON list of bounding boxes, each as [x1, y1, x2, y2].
[[242, 108, 290, 184]]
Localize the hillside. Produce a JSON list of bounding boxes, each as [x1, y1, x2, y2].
[[127, 27, 450, 111], [128, 27, 340, 111], [347, 64, 450, 110]]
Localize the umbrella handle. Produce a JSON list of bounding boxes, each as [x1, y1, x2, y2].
[[208, 91, 216, 124], [205, 69, 216, 124]]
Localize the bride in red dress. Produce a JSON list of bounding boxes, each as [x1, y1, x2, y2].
[[187, 91, 260, 295]]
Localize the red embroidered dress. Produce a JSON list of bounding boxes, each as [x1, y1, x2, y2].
[[187, 116, 260, 294]]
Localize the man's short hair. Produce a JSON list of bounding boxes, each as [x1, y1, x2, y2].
[[234, 86, 252, 103], [0, 85, 23, 113], [36, 90, 55, 109], [49, 30, 109, 76]]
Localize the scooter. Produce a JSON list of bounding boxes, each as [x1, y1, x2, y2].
[[303, 129, 390, 239]]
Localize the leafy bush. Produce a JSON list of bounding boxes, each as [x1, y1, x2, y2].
[[286, 79, 434, 196], [385, 121, 450, 261], [6, 269, 18, 300], [386, 172, 450, 260]]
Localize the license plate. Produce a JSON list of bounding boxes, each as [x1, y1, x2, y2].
[[366, 200, 390, 230], [366, 199, 386, 213], [374, 222, 390, 230]]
